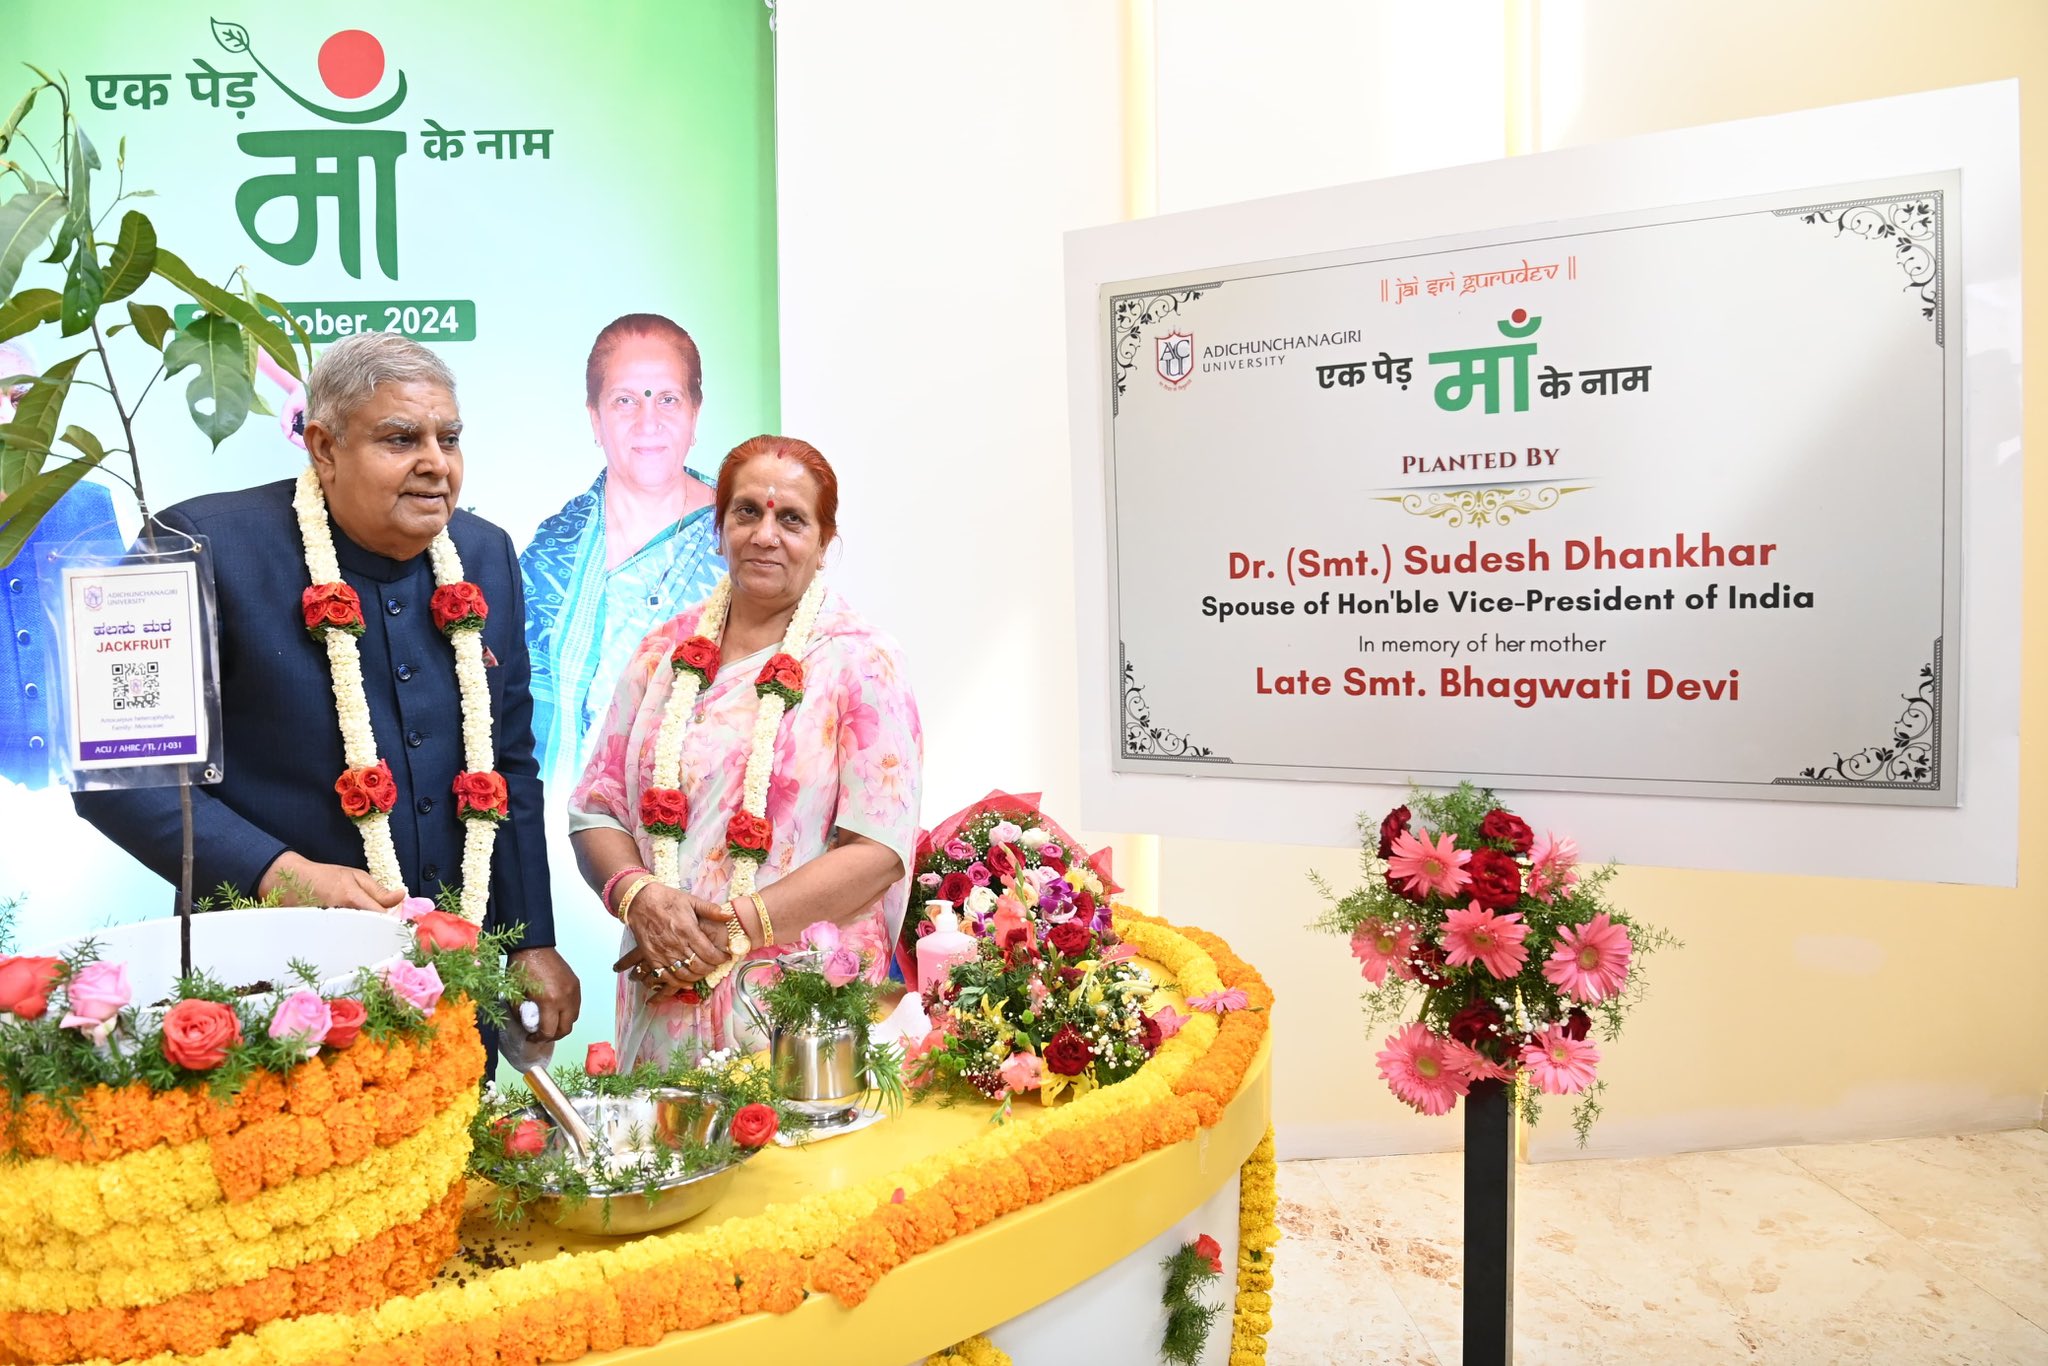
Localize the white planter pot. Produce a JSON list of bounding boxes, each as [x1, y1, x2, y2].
[[31, 908, 413, 1009]]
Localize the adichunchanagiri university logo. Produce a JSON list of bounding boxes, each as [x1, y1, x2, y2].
[[1155, 331, 1194, 389], [86, 20, 556, 282]]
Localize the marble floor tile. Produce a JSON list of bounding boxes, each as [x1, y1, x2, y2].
[[1784, 1128, 2048, 1330], [1266, 1135, 2048, 1365], [1268, 1161, 1442, 1365]]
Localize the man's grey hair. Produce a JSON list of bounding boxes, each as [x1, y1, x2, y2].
[[305, 331, 457, 438]]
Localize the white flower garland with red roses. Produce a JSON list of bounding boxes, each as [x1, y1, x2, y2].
[[641, 572, 826, 992], [293, 467, 503, 923]]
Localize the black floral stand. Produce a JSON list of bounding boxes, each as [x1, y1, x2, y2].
[[1463, 1079, 1515, 1365]]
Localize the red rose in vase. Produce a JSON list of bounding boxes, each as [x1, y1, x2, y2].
[[300, 581, 364, 637], [1448, 998, 1505, 1046], [1043, 1024, 1095, 1077], [726, 811, 772, 859], [671, 635, 721, 683], [413, 910, 481, 955], [0, 956, 64, 1019], [503, 1118, 548, 1157], [1046, 922, 1093, 960], [324, 997, 366, 1049], [452, 770, 509, 822], [1478, 809, 1535, 854], [731, 1102, 780, 1148], [640, 787, 689, 836], [161, 999, 243, 1071], [1404, 940, 1451, 989], [429, 581, 490, 634], [1466, 849, 1524, 909], [585, 1042, 618, 1076], [1564, 1008, 1592, 1041], [937, 871, 973, 905], [1377, 805, 1412, 859]]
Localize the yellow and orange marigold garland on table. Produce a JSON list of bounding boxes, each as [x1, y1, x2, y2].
[[1229, 1127, 1279, 1366], [38, 909, 1266, 1366], [925, 1336, 1012, 1366], [0, 1003, 485, 1366]]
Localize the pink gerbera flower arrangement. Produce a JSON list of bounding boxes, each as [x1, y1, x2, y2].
[[1521, 1025, 1601, 1094], [1385, 828, 1471, 899], [1376, 1022, 1470, 1116], [1349, 918, 1417, 985], [1441, 903, 1530, 979], [1543, 912, 1633, 1002], [1316, 783, 1673, 1142]]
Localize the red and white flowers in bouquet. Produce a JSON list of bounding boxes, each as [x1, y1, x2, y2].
[[1314, 783, 1675, 1141]]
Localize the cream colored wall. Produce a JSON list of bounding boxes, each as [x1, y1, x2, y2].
[[1150, 0, 2047, 1162]]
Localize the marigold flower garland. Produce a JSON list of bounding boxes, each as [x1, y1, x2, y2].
[[1229, 1128, 1279, 1366], [293, 468, 501, 922], [926, 1335, 1011, 1365], [39, 912, 1268, 1366], [640, 573, 827, 988]]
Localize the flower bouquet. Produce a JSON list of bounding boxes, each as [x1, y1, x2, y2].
[[900, 788, 1121, 974], [1313, 784, 1676, 1141]]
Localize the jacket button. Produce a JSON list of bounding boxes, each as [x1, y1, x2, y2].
[[386, 599, 403, 616], [416, 796, 434, 815], [406, 730, 423, 748], [422, 863, 440, 883], [396, 663, 414, 682]]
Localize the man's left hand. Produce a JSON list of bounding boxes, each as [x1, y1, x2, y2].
[[508, 947, 581, 1041]]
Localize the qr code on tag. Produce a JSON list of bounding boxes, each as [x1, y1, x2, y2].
[[111, 660, 161, 711]]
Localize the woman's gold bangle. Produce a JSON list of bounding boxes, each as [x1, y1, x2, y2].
[[614, 875, 657, 931], [750, 891, 774, 947]]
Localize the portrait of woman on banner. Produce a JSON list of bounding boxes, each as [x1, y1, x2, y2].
[[567, 436, 922, 1067], [520, 314, 726, 785]]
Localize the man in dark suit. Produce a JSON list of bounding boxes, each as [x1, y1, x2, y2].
[[74, 332, 580, 1042]]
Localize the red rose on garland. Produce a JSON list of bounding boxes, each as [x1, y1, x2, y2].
[[1138, 1012, 1164, 1053], [640, 787, 689, 839], [0, 956, 64, 1019], [731, 1102, 780, 1148], [162, 999, 243, 1071], [1043, 1024, 1094, 1076], [1194, 1233, 1224, 1274], [1046, 921, 1093, 960], [1466, 848, 1524, 909], [429, 581, 489, 635], [1377, 805, 1412, 859], [755, 651, 806, 705], [301, 582, 365, 638], [937, 871, 973, 905], [726, 811, 772, 862], [1478, 809, 1535, 854], [452, 770, 509, 823], [324, 998, 366, 1049], [412, 910, 480, 955], [671, 635, 720, 685], [335, 760, 398, 822], [585, 1042, 617, 1076]]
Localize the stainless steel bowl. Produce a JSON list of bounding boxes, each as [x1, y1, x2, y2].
[[511, 1091, 754, 1236]]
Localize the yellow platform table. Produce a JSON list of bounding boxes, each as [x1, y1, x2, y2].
[[453, 1035, 1270, 1366]]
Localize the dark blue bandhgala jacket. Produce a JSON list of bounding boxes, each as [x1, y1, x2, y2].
[[73, 479, 555, 950]]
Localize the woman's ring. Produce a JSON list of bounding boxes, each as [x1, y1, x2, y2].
[[672, 958, 689, 974]]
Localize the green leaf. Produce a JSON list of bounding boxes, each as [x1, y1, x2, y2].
[[152, 248, 300, 384], [125, 299, 172, 349], [212, 19, 251, 54], [100, 210, 155, 302], [59, 238, 104, 336], [0, 445, 109, 566], [162, 312, 252, 447], [0, 287, 60, 342], [0, 85, 43, 156], [0, 351, 82, 491], [0, 180, 65, 296], [255, 292, 310, 376], [64, 119, 92, 259]]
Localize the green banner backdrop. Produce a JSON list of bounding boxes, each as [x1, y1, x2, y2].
[[0, 0, 779, 1068]]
